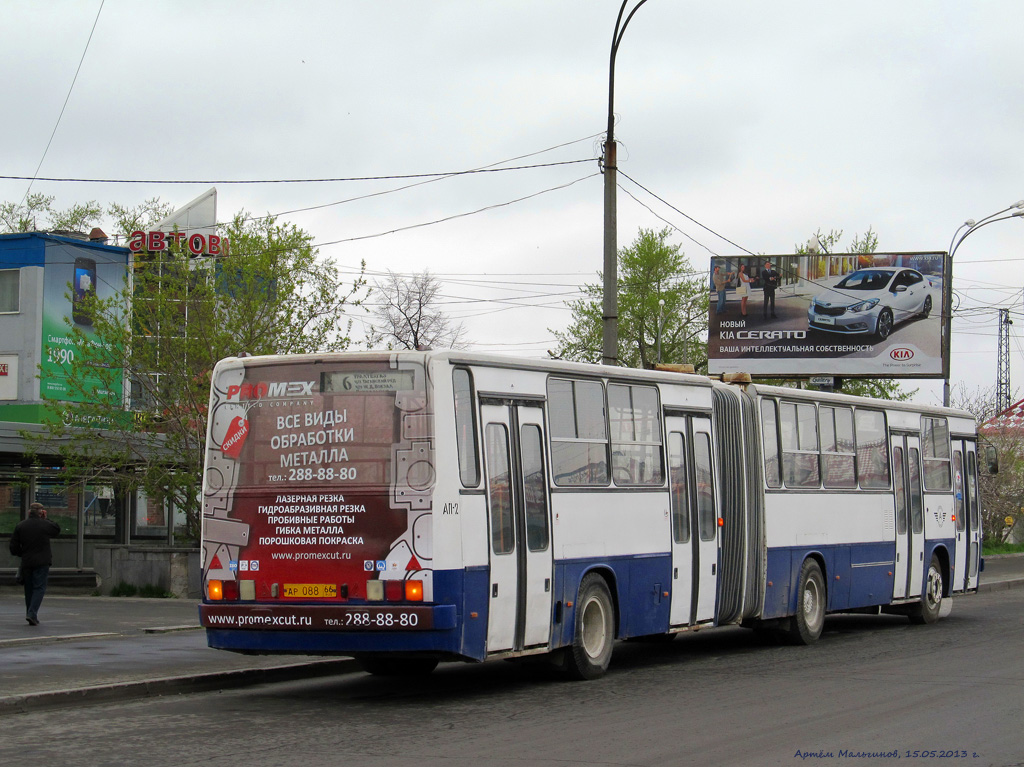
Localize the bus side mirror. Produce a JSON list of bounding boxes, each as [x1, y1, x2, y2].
[[984, 444, 999, 474]]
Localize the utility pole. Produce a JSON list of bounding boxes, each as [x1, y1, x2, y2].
[[602, 0, 649, 366], [996, 308, 1012, 413]]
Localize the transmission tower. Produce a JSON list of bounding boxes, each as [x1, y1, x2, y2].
[[996, 308, 1012, 413]]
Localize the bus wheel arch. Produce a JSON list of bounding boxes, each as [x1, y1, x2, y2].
[[563, 570, 617, 680], [788, 556, 827, 645]]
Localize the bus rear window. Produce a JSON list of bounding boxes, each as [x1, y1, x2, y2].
[[212, 360, 428, 490]]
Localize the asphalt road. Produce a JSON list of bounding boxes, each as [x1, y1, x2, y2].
[[2, 588, 1021, 767]]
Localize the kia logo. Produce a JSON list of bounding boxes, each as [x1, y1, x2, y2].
[[890, 348, 914, 360]]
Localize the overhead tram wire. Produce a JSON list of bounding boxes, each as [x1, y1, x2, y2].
[[311, 172, 600, 248], [617, 170, 758, 257], [18, 0, 105, 207], [617, 183, 722, 258]]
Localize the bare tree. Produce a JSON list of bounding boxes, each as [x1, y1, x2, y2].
[[367, 270, 467, 350], [952, 383, 1024, 544]]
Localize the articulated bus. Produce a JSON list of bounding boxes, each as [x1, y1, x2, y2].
[[199, 351, 986, 679]]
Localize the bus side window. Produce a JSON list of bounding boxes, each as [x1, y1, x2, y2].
[[922, 417, 952, 491], [547, 378, 609, 486], [668, 432, 689, 543], [953, 450, 965, 532], [820, 405, 856, 489], [780, 402, 820, 488], [760, 399, 781, 488], [453, 368, 480, 487], [608, 383, 664, 486], [908, 447, 924, 534], [521, 424, 550, 552], [855, 409, 890, 488], [967, 451, 980, 532], [694, 432, 716, 541], [893, 446, 907, 535], [485, 424, 514, 554]]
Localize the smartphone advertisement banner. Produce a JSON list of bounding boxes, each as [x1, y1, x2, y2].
[[707, 252, 947, 378], [40, 241, 128, 404]]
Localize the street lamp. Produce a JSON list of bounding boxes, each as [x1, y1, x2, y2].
[[602, 0, 650, 366], [656, 298, 666, 364], [943, 200, 1024, 406]]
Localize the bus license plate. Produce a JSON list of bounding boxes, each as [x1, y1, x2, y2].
[[283, 584, 337, 598]]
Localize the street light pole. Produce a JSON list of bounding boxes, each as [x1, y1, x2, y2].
[[656, 298, 665, 364], [602, 0, 650, 366], [943, 200, 1024, 406]]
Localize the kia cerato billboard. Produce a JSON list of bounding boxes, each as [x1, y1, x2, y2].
[[707, 252, 946, 378]]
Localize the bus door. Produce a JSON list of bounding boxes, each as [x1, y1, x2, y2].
[[666, 414, 718, 627], [892, 433, 925, 599], [964, 444, 982, 590], [481, 401, 553, 653], [951, 442, 968, 592]]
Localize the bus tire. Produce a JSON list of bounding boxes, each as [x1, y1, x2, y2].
[[564, 573, 615, 680], [909, 555, 943, 625], [357, 656, 439, 676], [788, 558, 826, 645]]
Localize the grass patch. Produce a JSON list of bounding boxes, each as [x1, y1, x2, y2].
[[107, 582, 174, 598], [983, 541, 1024, 556]]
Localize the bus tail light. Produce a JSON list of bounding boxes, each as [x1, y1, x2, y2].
[[385, 580, 404, 601], [222, 580, 240, 601], [405, 580, 424, 601], [208, 580, 223, 600], [366, 580, 384, 601]]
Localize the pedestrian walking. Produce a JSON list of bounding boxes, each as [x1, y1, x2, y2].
[[9, 502, 60, 625], [761, 260, 780, 319]]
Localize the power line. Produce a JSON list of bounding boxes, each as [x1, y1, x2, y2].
[[617, 170, 757, 256], [310, 173, 600, 247], [20, 0, 105, 206], [2, 159, 595, 186]]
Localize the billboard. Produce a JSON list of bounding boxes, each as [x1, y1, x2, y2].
[[40, 240, 129, 403], [707, 252, 946, 378]]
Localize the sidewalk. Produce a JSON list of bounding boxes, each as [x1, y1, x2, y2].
[[2, 555, 1022, 715]]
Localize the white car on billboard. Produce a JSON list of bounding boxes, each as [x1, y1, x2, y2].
[[807, 267, 934, 340]]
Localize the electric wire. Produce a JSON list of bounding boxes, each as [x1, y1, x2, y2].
[[19, 0, 105, 206]]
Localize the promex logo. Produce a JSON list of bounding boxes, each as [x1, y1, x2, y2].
[[890, 348, 914, 361], [226, 381, 315, 401]]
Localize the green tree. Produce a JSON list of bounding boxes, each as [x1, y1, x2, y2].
[[0, 193, 102, 233], [28, 209, 366, 541], [551, 228, 707, 370]]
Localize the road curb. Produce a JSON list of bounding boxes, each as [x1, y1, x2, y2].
[[0, 658, 357, 717], [977, 577, 1024, 593]]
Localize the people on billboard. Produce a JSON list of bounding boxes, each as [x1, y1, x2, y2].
[[712, 265, 735, 315], [736, 264, 752, 316], [762, 261, 780, 319]]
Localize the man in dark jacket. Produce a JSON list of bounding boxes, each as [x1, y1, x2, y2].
[[10, 502, 60, 625]]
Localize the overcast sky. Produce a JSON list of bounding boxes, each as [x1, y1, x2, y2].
[[2, 1, 1022, 406]]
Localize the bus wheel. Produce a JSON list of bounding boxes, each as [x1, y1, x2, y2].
[[565, 573, 615, 680], [358, 657, 439, 676], [788, 559, 826, 645], [909, 555, 943, 625]]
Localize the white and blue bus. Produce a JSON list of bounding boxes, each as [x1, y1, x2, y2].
[[199, 351, 986, 678]]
